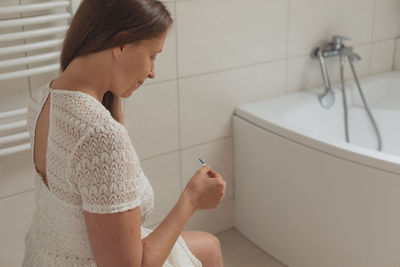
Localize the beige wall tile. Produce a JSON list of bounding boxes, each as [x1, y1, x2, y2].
[[179, 61, 286, 148], [0, 151, 35, 198], [177, 0, 287, 77], [147, 2, 177, 84], [181, 137, 233, 199], [373, 0, 400, 41], [0, 191, 35, 267], [141, 152, 181, 227], [289, 0, 374, 57], [124, 80, 179, 159], [370, 39, 395, 75]]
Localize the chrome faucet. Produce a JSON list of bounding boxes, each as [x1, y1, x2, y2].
[[340, 46, 361, 62], [311, 35, 361, 108], [310, 36, 382, 151]]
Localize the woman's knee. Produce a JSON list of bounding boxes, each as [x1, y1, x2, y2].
[[200, 231, 221, 253], [205, 233, 223, 266], [182, 231, 223, 267], [207, 233, 222, 252]]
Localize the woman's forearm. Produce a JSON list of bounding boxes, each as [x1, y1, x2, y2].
[[141, 191, 196, 267]]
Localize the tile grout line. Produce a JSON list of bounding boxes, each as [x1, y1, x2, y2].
[[141, 135, 233, 161], [173, 1, 185, 192], [372, 36, 400, 43], [369, 0, 377, 75], [142, 77, 179, 87], [178, 57, 288, 81], [0, 187, 35, 201], [284, 0, 290, 94]]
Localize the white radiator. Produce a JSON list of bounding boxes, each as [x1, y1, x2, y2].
[[0, 0, 79, 157]]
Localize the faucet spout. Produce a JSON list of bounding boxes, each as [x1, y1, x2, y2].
[[340, 46, 361, 62]]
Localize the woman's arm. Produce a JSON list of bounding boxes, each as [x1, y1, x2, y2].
[[84, 207, 143, 267], [83, 166, 225, 267], [140, 190, 196, 266]]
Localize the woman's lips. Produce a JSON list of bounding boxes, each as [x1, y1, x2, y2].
[[138, 81, 143, 87]]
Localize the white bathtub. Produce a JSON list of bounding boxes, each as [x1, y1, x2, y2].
[[233, 71, 400, 267]]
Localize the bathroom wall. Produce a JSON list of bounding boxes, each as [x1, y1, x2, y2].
[[395, 38, 400, 70], [1, 0, 400, 266]]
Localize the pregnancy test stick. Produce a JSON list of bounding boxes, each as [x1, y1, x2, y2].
[[198, 158, 206, 166], [199, 158, 216, 178]]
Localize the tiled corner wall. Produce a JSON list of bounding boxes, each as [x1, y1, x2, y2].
[[1, 0, 400, 265]]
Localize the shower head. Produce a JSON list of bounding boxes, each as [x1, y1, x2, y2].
[[319, 88, 335, 109]]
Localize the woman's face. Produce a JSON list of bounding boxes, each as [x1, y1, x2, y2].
[[111, 32, 167, 98]]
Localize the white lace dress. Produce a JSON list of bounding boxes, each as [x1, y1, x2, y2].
[[22, 81, 202, 267]]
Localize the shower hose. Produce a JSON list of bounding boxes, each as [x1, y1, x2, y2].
[[339, 56, 382, 151]]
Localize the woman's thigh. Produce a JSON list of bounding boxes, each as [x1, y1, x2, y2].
[[181, 231, 223, 267]]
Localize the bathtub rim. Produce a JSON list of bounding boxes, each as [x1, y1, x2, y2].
[[234, 71, 400, 175]]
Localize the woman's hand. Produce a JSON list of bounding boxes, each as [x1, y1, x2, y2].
[[183, 166, 226, 210]]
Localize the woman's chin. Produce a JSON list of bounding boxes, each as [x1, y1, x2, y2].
[[123, 87, 136, 98]]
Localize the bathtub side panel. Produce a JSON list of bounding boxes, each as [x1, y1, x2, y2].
[[233, 115, 400, 267]]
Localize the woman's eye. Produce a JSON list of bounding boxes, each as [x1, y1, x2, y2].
[[151, 56, 156, 61]]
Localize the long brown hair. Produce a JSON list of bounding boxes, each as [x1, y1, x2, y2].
[[60, 0, 173, 112]]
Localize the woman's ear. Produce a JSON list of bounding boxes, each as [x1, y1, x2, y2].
[[111, 30, 130, 59], [112, 45, 124, 59]]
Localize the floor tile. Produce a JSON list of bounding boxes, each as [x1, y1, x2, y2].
[[217, 228, 286, 267]]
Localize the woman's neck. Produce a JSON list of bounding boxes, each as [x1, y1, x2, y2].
[[53, 52, 112, 102]]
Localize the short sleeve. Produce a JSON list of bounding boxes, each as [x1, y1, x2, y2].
[[70, 123, 144, 214]]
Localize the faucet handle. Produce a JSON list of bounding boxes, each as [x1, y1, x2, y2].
[[333, 35, 350, 40], [332, 35, 350, 49]]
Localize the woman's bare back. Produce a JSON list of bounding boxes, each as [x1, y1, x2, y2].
[[33, 95, 50, 189]]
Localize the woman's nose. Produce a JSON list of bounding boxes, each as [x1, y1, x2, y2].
[[148, 64, 155, 79], [148, 69, 155, 79]]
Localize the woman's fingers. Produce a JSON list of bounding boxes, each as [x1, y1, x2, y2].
[[198, 166, 219, 178], [185, 166, 226, 210], [207, 169, 217, 178]]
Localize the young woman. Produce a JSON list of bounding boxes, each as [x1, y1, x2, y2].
[[23, 0, 226, 266]]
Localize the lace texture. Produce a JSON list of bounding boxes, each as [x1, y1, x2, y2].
[[22, 81, 202, 266], [70, 118, 150, 214]]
